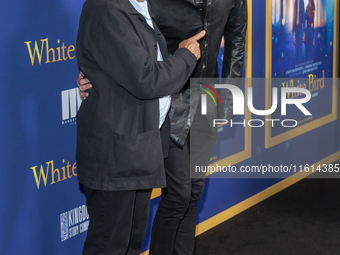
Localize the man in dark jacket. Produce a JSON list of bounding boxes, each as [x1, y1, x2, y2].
[[78, 0, 247, 254], [76, 0, 205, 254]]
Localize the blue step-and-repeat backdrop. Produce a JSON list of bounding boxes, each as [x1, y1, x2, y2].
[[0, 0, 339, 254]]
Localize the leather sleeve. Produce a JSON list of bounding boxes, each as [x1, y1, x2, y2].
[[218, 0, 247, 121]]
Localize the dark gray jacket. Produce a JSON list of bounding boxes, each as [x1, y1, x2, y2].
[[149, 0, 248, 148], [76, 0, 197, 190]]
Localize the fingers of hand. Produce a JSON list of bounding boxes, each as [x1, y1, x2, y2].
[[191, 30, 206, 41], [179, 30, 205, 48], [78, 71, 91, 89], [179, 38, 201, 59], [192, 41, 200, 59], [179, 39, 188, 48], [196, 50, 201, 60], [80, 92, 88, 100], [77, 72, 85, 87], [80, 78, 90, 85], [79, 83, 92, 92]]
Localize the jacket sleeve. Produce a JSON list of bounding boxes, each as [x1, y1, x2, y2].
[[76, 1, 197, 100], [218, 0, 247, 121]]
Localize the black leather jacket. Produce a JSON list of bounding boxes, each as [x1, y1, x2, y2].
[[149, 0, 248, 148]]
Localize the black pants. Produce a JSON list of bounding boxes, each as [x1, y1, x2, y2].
[[83, 187, 152, 255], [149, 115, 214, 255]]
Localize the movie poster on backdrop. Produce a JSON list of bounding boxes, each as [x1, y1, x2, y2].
[[265, 0, 338, 148]]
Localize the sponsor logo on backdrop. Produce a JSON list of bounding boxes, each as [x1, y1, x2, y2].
[[60, 204, 89, 242], [24, 38, 75, 66], [30, 159, 77, 189], [61, 88, 82, 125]]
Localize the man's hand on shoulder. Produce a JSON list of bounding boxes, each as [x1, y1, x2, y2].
[[77, 71, 92, 100]]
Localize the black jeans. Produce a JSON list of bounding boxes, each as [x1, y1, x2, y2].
[[149, 115, 214, 255], [83, 187, 152, 255]]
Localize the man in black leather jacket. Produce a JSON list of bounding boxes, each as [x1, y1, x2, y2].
[[148, 1, 247, 255], [149, 0, 247, 148], [78, 0, 247, 254]]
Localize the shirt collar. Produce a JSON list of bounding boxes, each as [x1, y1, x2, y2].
[[128, 0, 151, 19]]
